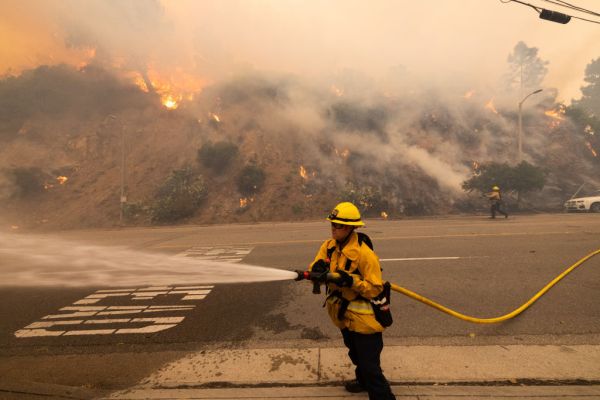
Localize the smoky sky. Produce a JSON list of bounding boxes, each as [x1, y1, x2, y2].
[[1, 0, 599, 102]]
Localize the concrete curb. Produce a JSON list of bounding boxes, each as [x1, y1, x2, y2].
[[134, 344, 600, 387], [106, 385, 600, 399]]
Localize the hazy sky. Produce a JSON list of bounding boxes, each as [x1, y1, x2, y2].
[[1, 0, 599, 102]]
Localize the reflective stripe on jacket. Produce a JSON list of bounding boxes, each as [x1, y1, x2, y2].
[[310, 231, 385, 334]]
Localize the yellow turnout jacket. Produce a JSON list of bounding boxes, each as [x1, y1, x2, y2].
[[309, 231, 385, 334]]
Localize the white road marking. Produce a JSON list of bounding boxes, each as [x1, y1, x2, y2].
[[380, 257, 460, 261], [74, 287, 214, 305], [15, 245, 254, 338], [176, 245, 254, 263]]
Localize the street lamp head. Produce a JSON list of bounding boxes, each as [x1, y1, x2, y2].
[[539, 9, 571, 24], [533, 89, 543, 94]]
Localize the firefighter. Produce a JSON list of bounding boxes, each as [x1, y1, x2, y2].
[[307, 202, 396, 400], [486, 186, 508, 219]]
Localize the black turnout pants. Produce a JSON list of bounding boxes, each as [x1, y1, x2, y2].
[[341, 328, 396, 400], [491, 202, 508, 218]]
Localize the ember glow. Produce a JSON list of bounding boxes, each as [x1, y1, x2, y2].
[[330, 85, 344, 97], [380, 211, 388, 219], [586, 142, 598, 157], [334, 148, 350, 159], [299, 165, 308, 180], [56, 176, 68, 185], [239, 198, 248, 208], [484, 98, 498, 115], [210, 113, 221, 123]]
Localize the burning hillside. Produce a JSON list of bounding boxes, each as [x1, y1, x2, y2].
[[0, 63, 598, 230]]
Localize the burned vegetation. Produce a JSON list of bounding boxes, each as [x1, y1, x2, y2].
[[0, 64, 598, 230]]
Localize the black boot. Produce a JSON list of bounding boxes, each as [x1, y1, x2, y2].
[[344, 379, 366, 393]]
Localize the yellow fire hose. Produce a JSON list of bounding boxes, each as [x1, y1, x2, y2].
[[317, 248, 600, 324]]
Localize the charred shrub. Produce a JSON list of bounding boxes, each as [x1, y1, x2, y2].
[[341, 182, 389, 217], [150, 167, 207, 223], [329, 102, 389, 142], [197, 141, 239, 172], [0, 65, 150, 140], [123, 202, 147, 222], [5, 167, 49, 198], [237, 164, 266, 195]]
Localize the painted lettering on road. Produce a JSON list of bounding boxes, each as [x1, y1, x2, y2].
[[14, 245, 254, 338]]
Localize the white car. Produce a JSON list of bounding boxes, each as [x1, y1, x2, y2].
[[564, 195, 600, 213]]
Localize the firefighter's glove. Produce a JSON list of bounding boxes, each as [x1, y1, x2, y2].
[[309, 259, 330, 283], [311, 259, 328, 274], [329, 270, 353, 287]]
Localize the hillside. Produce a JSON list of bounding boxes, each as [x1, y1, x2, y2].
[[0, 64, 598, 231]]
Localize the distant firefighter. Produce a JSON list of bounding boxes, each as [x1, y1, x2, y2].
[[486, 186, 508, 219]]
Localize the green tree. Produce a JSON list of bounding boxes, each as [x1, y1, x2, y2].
[[572, 57, 600, 117], [511, 161, 546, 203], [150, 167, 207, 223], [462, 161, 545, 206], [462, 162, 514, 194], [506, 41, 548, 93]]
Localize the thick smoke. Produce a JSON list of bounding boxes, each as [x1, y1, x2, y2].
[[2, 1, 599, 99], [0, 1, 598, 227]]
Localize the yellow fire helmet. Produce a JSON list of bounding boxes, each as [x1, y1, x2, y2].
[[492, 186, 500, 191], [326, 202, 365, 226]]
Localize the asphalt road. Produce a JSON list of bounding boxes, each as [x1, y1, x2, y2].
[[0, 213, 599, 393]]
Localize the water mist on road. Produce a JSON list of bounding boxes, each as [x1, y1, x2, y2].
[[0, 232, 297, 287]]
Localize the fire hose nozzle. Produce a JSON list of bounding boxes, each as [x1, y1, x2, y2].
[[294, 270, 310, 281]]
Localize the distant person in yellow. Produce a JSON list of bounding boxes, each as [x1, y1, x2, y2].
[[486, 186, 508, 219], [306, 202, 396, 400]]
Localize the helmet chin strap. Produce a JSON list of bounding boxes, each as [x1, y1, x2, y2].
[[336, 226, 355, 248]]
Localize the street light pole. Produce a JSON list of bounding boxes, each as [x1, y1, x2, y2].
[[119, 123, 127, 226], [518, 89, 543, 163]]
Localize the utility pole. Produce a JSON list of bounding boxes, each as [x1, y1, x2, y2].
[[518, 89, 543, 163], [119, 123, 127, 226]]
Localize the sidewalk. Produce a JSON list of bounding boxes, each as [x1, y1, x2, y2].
[[106, 344, 600, 399], [106, 385, 600, 399]]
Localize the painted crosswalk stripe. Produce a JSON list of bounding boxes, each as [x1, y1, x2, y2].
[[15, 246, 254, 337]]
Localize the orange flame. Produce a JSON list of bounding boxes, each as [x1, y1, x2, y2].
[[584, 125, 595, 135], [334, 148, 350, 159], [544, 109, 565, 120], [299, 165, 308, 180], [544, 106, 566, 129], [485, 98, 498, 114], [239, 198, 248, 208], [210, 113, 221, 123], [380, 211, 388, 219], [56, 176, 68, 185], [161, 94, 180, 110], [586, 142, 598, 157]]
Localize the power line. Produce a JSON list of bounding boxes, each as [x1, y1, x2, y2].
[[500, 0, 600, 24], [550, 0, 600, 17]]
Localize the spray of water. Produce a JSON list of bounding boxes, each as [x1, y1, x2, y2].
[[0, 232, 297, 287]]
